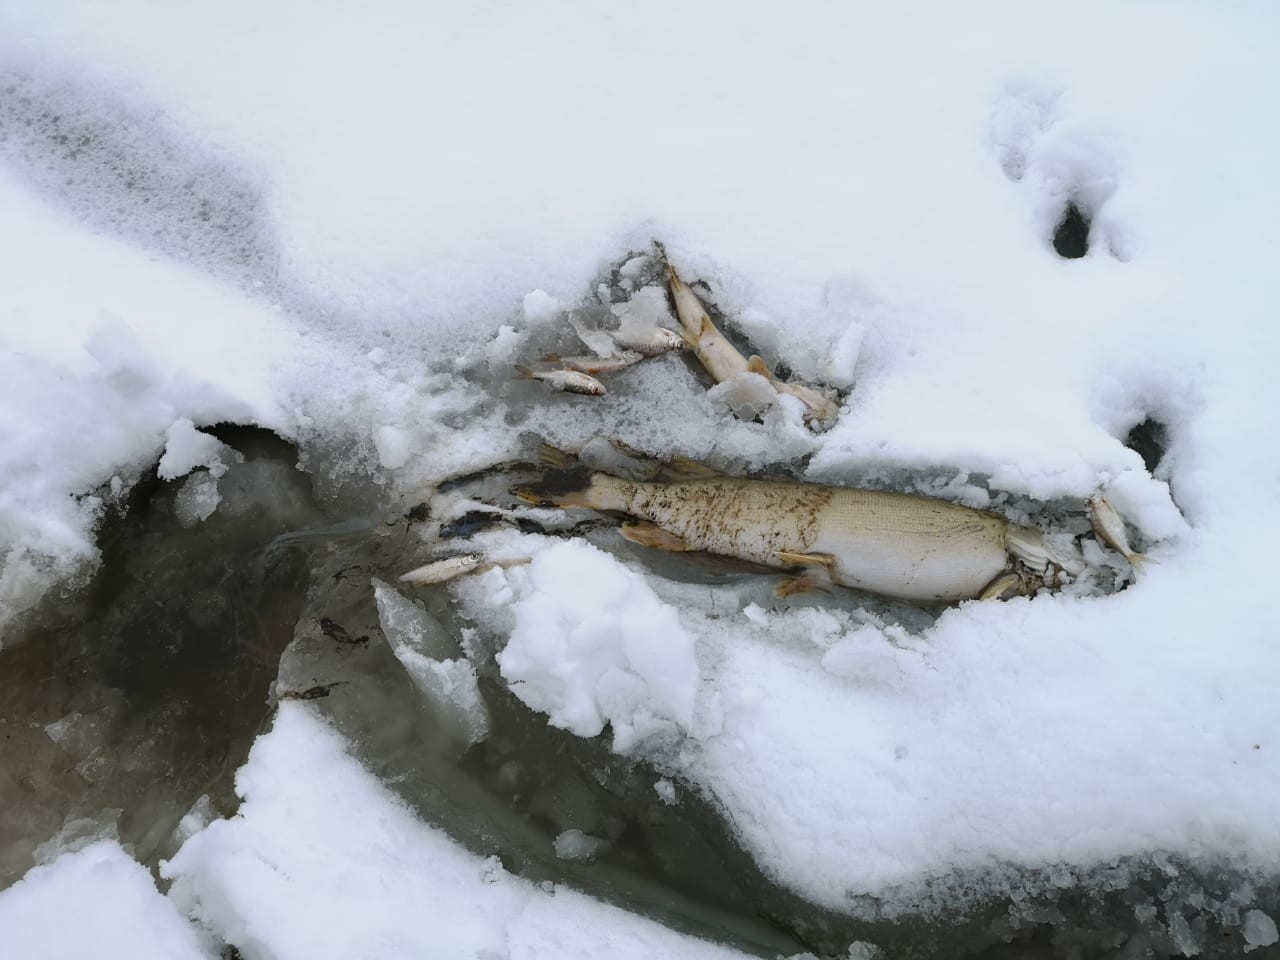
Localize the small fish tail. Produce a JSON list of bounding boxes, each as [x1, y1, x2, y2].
[[1129, 552, 1156, 575], [513, 364, 535, 381]]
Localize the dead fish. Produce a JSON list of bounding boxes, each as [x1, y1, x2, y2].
[[541, 351, 644, 376], [514, 365, 607, 396], [1087, 493, 1152, 573], [399, 553, 486, 585], [664, 258, 839, 425], [610, 326, 687, 356], [665, 262, 750, 383], [519, 467, 1077, 604]]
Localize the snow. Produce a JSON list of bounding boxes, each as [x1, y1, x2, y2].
[[496, 541, 701, 753], [0, 0, 1277, 950], [163, 703, 746, 960], [0, 840, 211, 960]]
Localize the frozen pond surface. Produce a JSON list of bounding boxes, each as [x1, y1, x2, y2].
[[1, 2, 1278, 958]]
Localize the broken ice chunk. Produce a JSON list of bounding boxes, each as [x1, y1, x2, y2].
[[553, 829, 600, 862], [372, 579, 489, 746], [1244, 909, 1278, 951], [173, 472, 221, 527]]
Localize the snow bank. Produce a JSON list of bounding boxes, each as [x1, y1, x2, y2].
[[163, 703, 746, 960], [0, 840, 210, 960], [496, 541, 700, 753]]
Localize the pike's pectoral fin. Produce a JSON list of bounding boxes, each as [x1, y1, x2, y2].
[[655, 456, 722, 483], [619, 521, 694, 552], [978, 572, 1023, 601], [775, 571, 829, 599], [776, 550, 837, 570], [747, 355, 772, 378]]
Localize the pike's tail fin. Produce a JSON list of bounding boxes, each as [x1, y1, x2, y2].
[[513, 364, 535, 381]]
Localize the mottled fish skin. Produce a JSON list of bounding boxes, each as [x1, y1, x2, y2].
[[575, 473, 1022, 603], [1087, 493, 1149, 572], [399, 553, 486, 585]]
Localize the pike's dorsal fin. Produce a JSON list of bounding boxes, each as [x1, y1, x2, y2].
[[655, 456, 723, 483], [619, 521, 694, 552], [747, 355, 772, 378]]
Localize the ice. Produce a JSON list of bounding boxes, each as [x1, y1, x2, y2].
[[553, 828, 601, 862], [372, 578, 490, 746], [493, 541, 700, 753], [0, 840, 211, 960], [163, 703, 748, 960], [173, 472, 221, 527], [1244, 910, 1279, 952]]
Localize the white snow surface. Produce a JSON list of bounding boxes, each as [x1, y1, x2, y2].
[[162, 703, 745, 960], [0, 0, 1277, 936], [0, 840, 212, 960], [497, 540, 701, 752]]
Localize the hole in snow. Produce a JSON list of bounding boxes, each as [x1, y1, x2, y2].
[[1053, 202, 1091, 259], [1124, 417, 1169, 473]]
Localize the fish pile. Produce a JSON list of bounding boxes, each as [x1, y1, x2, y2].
[[514, 245, 842, 428], [400, 243, 1167, 608]]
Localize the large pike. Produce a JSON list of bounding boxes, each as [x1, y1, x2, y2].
[[520, 467, 1078, 603]]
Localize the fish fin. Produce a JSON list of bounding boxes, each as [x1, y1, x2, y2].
[[513, 467, 595, 508], [654, 456, 722, 483], [1128, 552, 1156, 575], [747, 355, 772, 378], [776, 550, 837, 570], [978, 572, 1023, 601], [541, 352, 561, 362], [536, 443, 577, 470], [619, 521, 694, 552], [513, 364, 535, 380], [775, 571, 829, 599]]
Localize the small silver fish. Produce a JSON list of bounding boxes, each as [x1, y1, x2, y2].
[[610, 326, 687, 356], [1086, 493, 1151, 573], [514, 365, 607, 396], [542, 351, 644, 376], [399, 553, 486, 585]]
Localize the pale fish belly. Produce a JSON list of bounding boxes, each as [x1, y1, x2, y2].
[[625, 478, 829, 566], [813, 490, 1010, 602]]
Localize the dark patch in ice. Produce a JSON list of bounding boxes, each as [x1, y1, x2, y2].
[[1124, 417, 1169, 474], [1052, 202, 1090, 259], [0, 426, 326, 887]]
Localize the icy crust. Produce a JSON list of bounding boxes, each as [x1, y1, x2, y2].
[[162, 703, 747, 960], [0, 840, 211, 960]]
